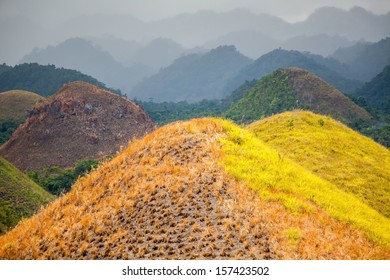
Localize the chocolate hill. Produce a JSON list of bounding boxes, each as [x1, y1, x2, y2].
[[0, 117, 388, 259], [0, 90, 44, 121], [0, 81, 156, 172], [225, 67, 372, 124]]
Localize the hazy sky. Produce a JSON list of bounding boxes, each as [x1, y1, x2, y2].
[[1, 0, 390, 24]]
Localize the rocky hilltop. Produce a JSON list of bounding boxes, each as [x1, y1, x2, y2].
[[0, 81, 156, 171]]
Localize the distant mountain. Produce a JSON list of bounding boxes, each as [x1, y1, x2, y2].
[[204, 30, 280, 59], [0, 64, 11, 75], [0, 156, 54, 234], [225, 68, 371, 125], [88, 36, 142, 65], [294, 6, 390, 41], [129, 38, 185, 70], [131, 45, 252, 102], [20, 37, 154, 92], [0, 81, 156, 172], [0, 63, 117, 97], [355, 65, 390, 113], [1, 6, 389, 66], [332, 37, 390, 82], [282, 34, 354, 56], [225, 49, 362, 95]]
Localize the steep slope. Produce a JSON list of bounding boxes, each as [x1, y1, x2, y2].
[[355, 65, 390, 113], [225, 68, 371, 125], [248, 111, 390, 218], [225, 49, 362, 95], [130, 45, 252, 102], [0, 90, 44, 121], [0, 63, 118, 97], [0, 118, 388, 259], [0, 81, 156, 172], [0, 156, 54, 234]]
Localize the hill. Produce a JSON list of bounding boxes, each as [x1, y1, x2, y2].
[[248, 111, 390, 218], [0, 81, 156, 172], [0, 118, 388, 259], [0, 90, 44, 121], [0, 156, 54, 234], [0, 90, 45, 145], [225, 68, 371, 125], [20, 37, 154, 93], [130, 45, 252, 102], [331, 37, 390, 82], [225, 49, 362, 95], [0, 63, 121, 98], [354, 65, 390, 113]]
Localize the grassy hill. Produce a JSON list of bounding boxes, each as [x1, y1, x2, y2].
[[0, 117, 388, 259], [225, 49, 362, 95], [248, 111, 390, 218], [225, 68, 371, 125], [0, 90, 45, 145], [0, 90, 44, 121], [0, 157, 54, 234]]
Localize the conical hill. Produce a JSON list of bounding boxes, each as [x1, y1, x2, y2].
[[0, 81, 156, 172], [0, 117, 388, 259], [225, 68, 372, 124], [0, 90, 44, 121]]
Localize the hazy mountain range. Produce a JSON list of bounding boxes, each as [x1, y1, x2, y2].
[[1, 6, 389, 65]]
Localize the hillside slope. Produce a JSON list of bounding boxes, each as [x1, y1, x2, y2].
[[0, 81, 156, 172], [0, 90, 44, 121], [0, 156, 54, 234], [355, 65, 390, 113], [225, 68, 371, 125], [130, 46, 252, 102], [248, 111, 390, 218], [225, 49, 362, 95], [0, 118, 388, 259]]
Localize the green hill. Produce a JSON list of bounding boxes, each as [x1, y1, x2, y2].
[[225, 49, 362, 95], [225, 68, 371, 125], [0, 156, 54, 234], [355, 65, 390, 113], [0, 63, 122, 98]]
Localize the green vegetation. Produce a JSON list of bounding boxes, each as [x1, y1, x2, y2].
[[0, 120, 22, 146], [0, 63, 123, 97], [224, 68, 371, 126], [27, 159, 99, 195], [227, 49, 362, 95], [219, 117, 390, 246], [225, 69, 302, 123], [0, 157, 54, 234]]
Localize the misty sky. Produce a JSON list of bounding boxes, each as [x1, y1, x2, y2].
[[1, 0, 390, 24]]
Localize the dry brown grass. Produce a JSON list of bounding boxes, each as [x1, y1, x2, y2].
[[0, 118, 387, 259]]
